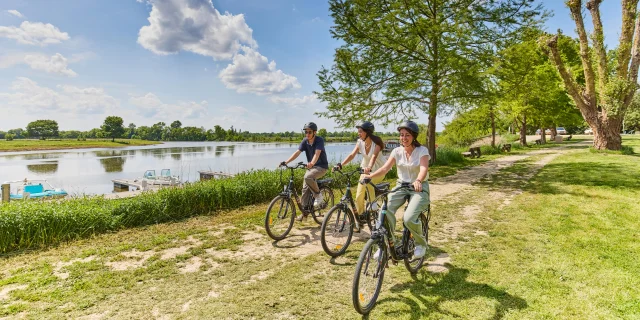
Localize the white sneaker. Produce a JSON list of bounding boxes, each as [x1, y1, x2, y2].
[[313, 193, 324, 208], [373, 248, 381, 259], [414, 245, 427, 258]]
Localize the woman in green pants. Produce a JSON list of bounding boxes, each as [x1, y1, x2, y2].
[[362, 120, 430, 258]]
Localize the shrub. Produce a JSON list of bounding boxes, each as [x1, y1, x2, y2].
[[433, 146, 465, 166], [5, 133, 14, 141]]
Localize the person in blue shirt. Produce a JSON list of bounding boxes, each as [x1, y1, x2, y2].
[[280, 122, 329, 220]]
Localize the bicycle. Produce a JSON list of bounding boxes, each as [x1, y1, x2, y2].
[[352, 181, 431, 315], [264, 162, 335, 241], [320, 167, 390, 257]]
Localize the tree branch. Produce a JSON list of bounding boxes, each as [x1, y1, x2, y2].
[[586, 0, 608, 94], [617, 0, 640, 79], [625, 11, 640, 105], [543, 35, 589, 111], [567, 0, 598, 107]]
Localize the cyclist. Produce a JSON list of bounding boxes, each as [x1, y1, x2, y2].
[[280, 122, 329, 220], [334, 121, 387, 224], [362, 120, 429, 258]]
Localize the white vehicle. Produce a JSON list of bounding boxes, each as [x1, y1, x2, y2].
[[584, 128, 593, 135]]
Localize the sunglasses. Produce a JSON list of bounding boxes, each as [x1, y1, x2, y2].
[[303, 130, 314, 134]]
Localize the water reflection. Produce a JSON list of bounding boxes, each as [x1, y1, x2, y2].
[[26, 161, 59, 174], [95, 150, 128, 173]]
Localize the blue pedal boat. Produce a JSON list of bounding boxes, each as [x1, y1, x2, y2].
[[4, 179, 68, 200]]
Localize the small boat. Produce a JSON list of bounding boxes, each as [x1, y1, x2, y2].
[[383, 140, 401, 152], [142, 169, 180, 186], [4, 179, 68, 200]]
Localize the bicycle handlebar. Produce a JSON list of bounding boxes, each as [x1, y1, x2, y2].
[[279, 161, 307, 169], [332, 167, 364, 178], [359, 179, 424, 193]]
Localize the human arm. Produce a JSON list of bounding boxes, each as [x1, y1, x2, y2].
[[364, 144, 382, 174], [363, 155, 395, 180], [335, 144, 359, 171], [412, 154, 430, 192], [307, 149, 322, 169], [282, 150, 302, 166]]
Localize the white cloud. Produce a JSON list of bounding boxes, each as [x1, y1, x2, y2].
[[0, 77, 118, 114], [137, 0, 257, 60], [0, 21, 69, 46], [269, 94, 318, 107], [129, 92, 208, 119], [24, 53, 77, 77], [7, 10, 23, 18], [0, 53, 77, 77], [218, 47, 301, 95]]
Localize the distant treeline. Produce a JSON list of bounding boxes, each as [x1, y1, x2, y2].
[[1, 118, 398, 143]]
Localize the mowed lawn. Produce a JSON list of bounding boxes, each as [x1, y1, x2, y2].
[[0, 139, 159, 152], [0, 136, 638, 319]]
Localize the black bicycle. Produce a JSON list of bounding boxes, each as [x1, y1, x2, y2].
[[319, 167, 390, 257], [264, 162, 335, 240], [352, 181, 430, 315]]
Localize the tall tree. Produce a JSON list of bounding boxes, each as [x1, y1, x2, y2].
[[101, 116, 125, 142], [26, 120, 59, 140], [542, 0, 640, 150], [127, 123, 137, 139], [316, 0, 542, 161]]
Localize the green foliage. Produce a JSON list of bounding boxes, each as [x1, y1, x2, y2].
[[101, 116, 125, 142], [433, 147, 465, 166], [589, 146, 635, 155], [0, 168, 301, 253], [26, 120, 59, 140], [624, 93, 640, 131], [318, 128, 327, 138], [5, 133, 15, 141]]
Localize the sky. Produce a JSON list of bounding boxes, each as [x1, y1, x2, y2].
[[0, 0, 628, 134]]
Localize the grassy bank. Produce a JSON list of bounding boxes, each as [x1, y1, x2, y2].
[[0, 139, 160, 152], [0, 139, 638, 318]]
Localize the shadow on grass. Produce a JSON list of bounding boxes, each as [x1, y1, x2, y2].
[[529, 161, 640, 193], [377, 264, 528, 320], [271, 225, 321, 249]]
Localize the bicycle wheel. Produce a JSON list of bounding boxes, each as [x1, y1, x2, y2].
[[264, 195, 295, 240], [352, 238, 387, 315], [311, 186, 335, 225], [403, 213, 429, 274], [320, 205, 354, 257]]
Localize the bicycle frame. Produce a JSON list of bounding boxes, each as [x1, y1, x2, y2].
[[369, 183, 428, 262], [333, 168, 382, 226]]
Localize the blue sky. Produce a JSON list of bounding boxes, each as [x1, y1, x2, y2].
[[0, 0, 628, 133]]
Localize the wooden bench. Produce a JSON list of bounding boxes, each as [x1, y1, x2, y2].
[[501, 144, 512, 152], [462, 147, 482, 158]]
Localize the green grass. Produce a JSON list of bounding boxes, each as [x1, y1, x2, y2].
[[0, 139, 159, 152], [1, 140, 639, 318]]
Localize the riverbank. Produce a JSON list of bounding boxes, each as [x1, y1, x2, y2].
[[0, 139, 161, 152]]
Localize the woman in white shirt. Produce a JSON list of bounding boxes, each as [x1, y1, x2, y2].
[[362, 120, 429, 258], [334, 121, 387, 220]]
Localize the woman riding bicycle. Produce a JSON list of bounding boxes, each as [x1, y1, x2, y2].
[[334, 121, 387, 218], [362, 120, 429, 258]]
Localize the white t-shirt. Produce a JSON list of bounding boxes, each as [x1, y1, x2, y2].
[[390, 145, 430, 183], [357, 139, 386, 171]]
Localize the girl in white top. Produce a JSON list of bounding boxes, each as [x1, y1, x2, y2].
[[363, 120, 429, 258], [334, 121, 387, 219]]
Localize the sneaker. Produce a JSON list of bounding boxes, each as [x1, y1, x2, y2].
[[295, 213, 307, 221], [313, 193, 324, 208], [414, 245, 427, 258], [373, 248, 381, 259]]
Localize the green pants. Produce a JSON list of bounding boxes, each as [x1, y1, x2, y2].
[[385, 180, 430, 248]]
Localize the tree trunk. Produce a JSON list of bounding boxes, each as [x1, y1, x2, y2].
[[112, 137, 115, 142], [428, 106, 437, 164], [519, 115, 528, 146], [592, 115, 623, 149], [550, 127, 557, 141], [540, 128, 546, 144], [490, 108, 496, 148]]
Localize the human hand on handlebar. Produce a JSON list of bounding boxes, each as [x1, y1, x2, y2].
[[306, 162, 314, 169], [363, 167, 371, 174], [279, 161, 286, 167], [359, 175, 372, 185], [332, 163, 342, 172]]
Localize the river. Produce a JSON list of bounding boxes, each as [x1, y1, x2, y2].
[[0, 141, 364, 196]]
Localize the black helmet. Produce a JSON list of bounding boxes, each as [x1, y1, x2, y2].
[[303, 122, 318, 132], [397, 120, 419, 134], [356, 121, 375, 134]]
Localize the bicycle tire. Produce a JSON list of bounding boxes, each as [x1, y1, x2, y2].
[[352, 238, 387, 315], [311, 186, 335, 225], [320, 205, 354, 257], [264, 195, 295, 240], [403, 213, 429, 274]]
